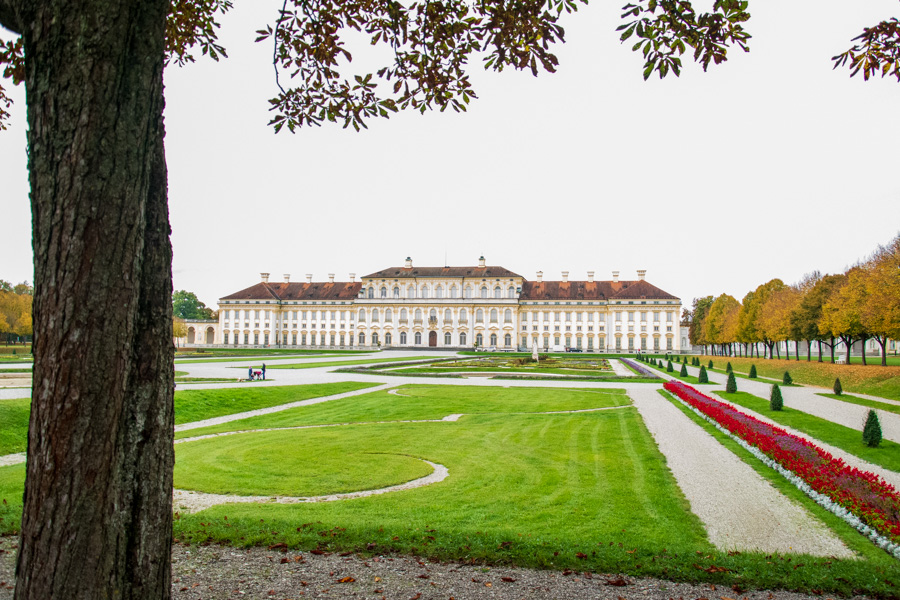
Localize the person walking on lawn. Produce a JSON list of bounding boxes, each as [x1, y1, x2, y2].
[[262, 363, 266, 381]]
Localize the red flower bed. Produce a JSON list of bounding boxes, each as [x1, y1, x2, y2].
[[664, 380, 900, 543]]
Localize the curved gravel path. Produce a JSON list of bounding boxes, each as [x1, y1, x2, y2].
[[628, 386, 853, 557]]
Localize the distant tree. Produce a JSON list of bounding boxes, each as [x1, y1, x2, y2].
[[862, 410, 882, 448], [708, 360, 713, 369], [858, 235, 900, 366], [822, 270, 868, 365], [758, 283, 797, 360], [726, 361, 732, 372], [13, 281, 34, 295], [782, 371, 792, 385], [725, 371, 737, 393], [172, 290, 216, 320], [833, 378, 843, 396], [793, 273, 843, 363], [172, 318, 188, 346], [770, 384, 784, 411], [698, 365, 709, 384], [689, 296, 715, 354], [703, 293, 740, 356], [0, 280, 12, 292], [749, 364, 757, 378]]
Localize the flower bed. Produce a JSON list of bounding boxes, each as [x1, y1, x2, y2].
[[619, 358, 658, 379], [664, 380, 900, 558]]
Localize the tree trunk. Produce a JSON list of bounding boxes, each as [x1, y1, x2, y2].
[[842, 335, 852, 364], [875, 336, 887, 366], [830, 337, 835, 363], [860, 336, 868, 366], [13, 1, 174, 598]]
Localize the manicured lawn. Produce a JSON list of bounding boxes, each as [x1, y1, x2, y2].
[[715, 391, 900, 472], [262, 355, 441, 370], [0, 398, 30, 455], [818, 392, 900, 417], [174, 382, 379, 425], [696, 356, 900, 401], [176, 428, 433, 496], [174, 385, 631, 439]]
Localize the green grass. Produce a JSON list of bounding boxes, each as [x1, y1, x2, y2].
[[174, 385, 631, 439], [263, 355, 440, 370], [659, 390, 900, 596], [0, 399, 30, 455], [176, 428, 433, 496], [818, 392, 900, 417], [0, 463, 25, 533], [174, 382, 379, 425], [716, 391, 900, 473]]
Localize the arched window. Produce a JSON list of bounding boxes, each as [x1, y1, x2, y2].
[[444, 309, 452, 322], [429, 308, 437, 318], [476, 309, 484, 323], [358, 309, 366, 322], [367, 287, 374, 299], [393, 286, 400, 298], [421, 285, 429, 298], [490, 309, 498, 323], [415, 308, 422, 322], [372, 332, 379, 345], [400, 331, 407, 344], [464, 285, 472, 299], [385, 308, 393, 321], [400, 308, 408, 322], [372, 308, 379, 322], [504, 333, 511, 347], [490, 333, 497, 346], [450, 285, 458, 298], [415, 331, 422, 344], [435, 285, 443, 298], [444, 332, 451, 345], [380, 287, 387, 298], [460, 332, 467, 345], [504, 309, 512, 323], [385, 332, 392, 345], [508, 286, 516, 298], [407, 285, 415, 298], [359, 333, 365, 345], [459, 308, 467, 323], [480, 286, 488, 298], [494, 286, 501, 298], [476, 333, 483, 346]]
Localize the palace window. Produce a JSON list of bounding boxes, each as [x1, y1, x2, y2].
[[565, 336, 571, 347], [504, 309, 512, 323], [508, 286, 516, 298], [450, 285, 458, 298], [476, 309, 484, 323], [223, 333, 229, 344], [444, 308, 452, 322], [653, 337, 659, 350], [415, 308, 423, 323], [372, 308, 380, 322], [380, 287, 387, 298], [292, 333, 297, 345], [385, 308, 393, 321], [400, 308, 408, 323], [393, 287, 400, 298], [301, 333, 307, 345], [372, 333, 379, 345], [504, 333, 511, 347], [407, 286, 415, 298], [359, 333, 365, 345], [421, 285, 429, 298], [331, 334, 336, 346], [490, 333, 498, 346], [667, 338, 673, 350], [481, 286, 488, 298], [459, 309, 467, 324], [444, 332, 451, 345], [415, 332, 422, 344], [475, 333, 483, 346], [436, 285, 443, 299], [554, 336, 560, 345], [400, 332, 407, 344], [494, 286, 502, 298], [490, 309, 498, 323], [254, 333, 260, 345], [367, 287, 374, 299], [358, 309, 366, 322], [465, 285, 473, 298], [460, 332, 467, 345]]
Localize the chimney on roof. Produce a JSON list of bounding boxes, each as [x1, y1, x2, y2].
[[587, 271, 594, 283], [637, 269, 646, 281], [478, 255, 486, 267], [562, 271, 569, 283], [349, 273, 356, 282], [328, 273, 335, 283], [261, 272, 270, 283], [306, 274, 313, 283], [612, 270, 619, 283], [283, 274, 290, 283], [536, 271, 543, 283], [405, 256, 413, 268]]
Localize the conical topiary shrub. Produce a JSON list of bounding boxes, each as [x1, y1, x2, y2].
[[698, 365, 709, 384], [783, 371, 793, 386], [708, 360, 714, 369], [770, 384, 783, 411], [667, 360, 674, 372], [749, 364, 757, 379], [834, 378, 843, 396], [680, 363, 688, 377], [725, 371, 737, 393], [863, 410, 882, 448], [726, 361, 733, 373]]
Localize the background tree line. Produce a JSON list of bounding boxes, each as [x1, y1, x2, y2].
[[0, 278, 32, 344], [686, 234, 900, 366]]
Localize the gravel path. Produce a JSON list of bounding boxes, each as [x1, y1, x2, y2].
[[609, 358, 633, 377], [628, 386, 853, 557], [0, 536, 875, 600]]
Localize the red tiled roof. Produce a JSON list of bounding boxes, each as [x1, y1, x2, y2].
[[221, 282, 362, 302], [362, 266, 522, 279], [520, 280, 677, 301]]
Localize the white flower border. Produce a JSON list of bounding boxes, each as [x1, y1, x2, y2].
[[667, 391, 900, 561]]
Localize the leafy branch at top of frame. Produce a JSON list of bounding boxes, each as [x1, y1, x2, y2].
[[616, 0, 751, 80], [256, 0, 588, 133], [832, 16, 900, 82]]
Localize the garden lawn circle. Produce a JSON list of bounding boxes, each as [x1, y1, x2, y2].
[[174, 428, 436, 498]]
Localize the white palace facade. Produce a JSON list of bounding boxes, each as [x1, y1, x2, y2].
[[201, 257, 683, 352]]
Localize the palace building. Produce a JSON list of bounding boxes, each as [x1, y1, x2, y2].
[[198, 257, 683, 352]]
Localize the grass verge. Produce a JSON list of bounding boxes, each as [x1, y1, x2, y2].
[[818, 393, 900, 417]]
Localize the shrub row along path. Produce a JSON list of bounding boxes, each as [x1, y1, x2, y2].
[[627, 386, 852, 557], [672, 362, 900, 443]]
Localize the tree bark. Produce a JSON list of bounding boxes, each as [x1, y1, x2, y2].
[[14, 0, 174, 598]]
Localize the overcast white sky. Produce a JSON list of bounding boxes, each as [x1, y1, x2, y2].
[[1, 1, 898, 311]]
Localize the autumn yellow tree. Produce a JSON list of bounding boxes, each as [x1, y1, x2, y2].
[[822, 269, 868, 364], [858, 234, 900, 365], [703, 293, 740, 356]]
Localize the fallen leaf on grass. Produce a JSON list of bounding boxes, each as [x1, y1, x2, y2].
[[501, 577, 516, 583], [268, 543, 288, 552], [337, 577, 355, 583], [604, 577, 628, 587]]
